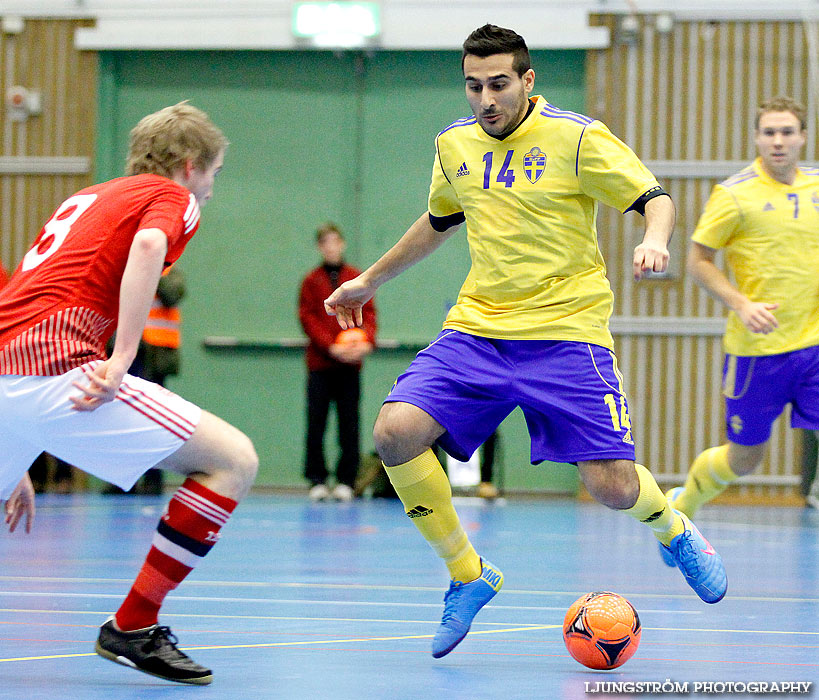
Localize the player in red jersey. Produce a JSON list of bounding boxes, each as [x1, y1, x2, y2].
[[0, 102, 258, 685]]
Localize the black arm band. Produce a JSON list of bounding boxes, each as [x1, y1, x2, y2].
[[428, 211, 466, 232], [625, 186, 669, 216]]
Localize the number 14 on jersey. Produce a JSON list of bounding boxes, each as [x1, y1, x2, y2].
[[482, 150, 516, 189]]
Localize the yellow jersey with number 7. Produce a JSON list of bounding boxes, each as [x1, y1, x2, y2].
[[692, 158, 819, 356]]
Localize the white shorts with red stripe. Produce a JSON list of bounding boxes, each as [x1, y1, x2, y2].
[[0, 361, 201, 499]]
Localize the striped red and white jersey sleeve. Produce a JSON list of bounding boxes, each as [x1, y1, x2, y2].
[[0, 306, 112, 375]]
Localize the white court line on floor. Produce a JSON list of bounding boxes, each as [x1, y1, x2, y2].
[[0, 608, 693, 624], [0, 576, 814, 604], [0, 587, 810, 608], [0, 590, 709, 615], [1, 608, 816, 639], [0, 608, 543, 626]]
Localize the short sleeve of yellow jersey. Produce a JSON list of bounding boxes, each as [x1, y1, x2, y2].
[[690, 186, 740, 250], [428, 136, 463, 218], [578, 121, 660, 212]]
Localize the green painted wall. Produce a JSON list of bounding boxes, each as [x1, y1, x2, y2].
[[96, 49, 585, 493]]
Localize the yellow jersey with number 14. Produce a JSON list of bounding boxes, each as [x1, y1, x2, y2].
[[428, 95, 660, 348], [691, 157, 819, 356]]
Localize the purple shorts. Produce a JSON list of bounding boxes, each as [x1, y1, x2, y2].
[[722, 345, 819, 445], [384, 330, 636, 464]]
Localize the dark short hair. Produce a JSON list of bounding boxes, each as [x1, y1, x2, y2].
[[755, 96, 807, 130], [462, 24, 531, 76], [316, 222, 343, 243]]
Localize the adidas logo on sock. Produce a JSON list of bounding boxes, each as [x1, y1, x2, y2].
[[641, 508, 665, 524], [407, 505, 434, 518], [456, 162, 470, 177]]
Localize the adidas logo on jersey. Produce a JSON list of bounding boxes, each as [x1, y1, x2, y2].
[[407, 505, 434, 518], [456, 162, 470, 177], [762, 202, 775, 211]]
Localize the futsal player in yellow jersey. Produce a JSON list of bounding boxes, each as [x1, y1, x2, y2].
[[661, 97, 819, 530], [326, 24, 727, 658]]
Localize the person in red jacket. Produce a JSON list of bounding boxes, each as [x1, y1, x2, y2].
[[298, 223, 376, 501]]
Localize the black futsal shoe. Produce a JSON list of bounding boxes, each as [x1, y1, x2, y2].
[[95, 617, 213, 685]]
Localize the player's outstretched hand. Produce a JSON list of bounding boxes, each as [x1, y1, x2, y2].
[[324, 277, 376, 329], [633, 240, 669, 280], [70, 358, 127, 411], [5, 473, 35, 534], [737, 299, 779, 334]]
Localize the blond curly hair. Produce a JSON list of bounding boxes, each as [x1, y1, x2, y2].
[[126, 101, 228, 178]]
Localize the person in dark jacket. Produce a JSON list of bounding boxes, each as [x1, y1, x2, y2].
[[298, 223, 376, 501]]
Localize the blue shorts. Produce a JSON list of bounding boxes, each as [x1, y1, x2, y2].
[[722, 345, 819, 445], [384, 330, 636, 464]]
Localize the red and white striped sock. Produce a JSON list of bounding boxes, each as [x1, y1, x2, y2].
[[115, 478, 237, 631]]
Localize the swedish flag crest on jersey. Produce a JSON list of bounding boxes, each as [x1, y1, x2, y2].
[[523, 146, 546, 183]]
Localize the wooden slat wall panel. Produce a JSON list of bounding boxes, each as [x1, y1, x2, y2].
[[0, 19, 96, 274], [588, 17, 815, 487]]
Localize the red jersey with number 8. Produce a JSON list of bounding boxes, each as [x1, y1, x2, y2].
[[0, 174, 200, 376]]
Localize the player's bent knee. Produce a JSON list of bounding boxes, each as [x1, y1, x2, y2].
[[160, 411, 258, 497], [224, 430, 258, 485], [579, 460, 639, 510], [212, 436, 257, 501], [372, 415, 395, 454], [598, 485, 639, 510], [373, 413, 415, 458], [727, 442, 766, 475], [373, 402, 443, 465]]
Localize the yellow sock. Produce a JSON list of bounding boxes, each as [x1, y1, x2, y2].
[[385, 449, 481, 583], [676, 444, 737, 517], [622, 464, 684, 546]]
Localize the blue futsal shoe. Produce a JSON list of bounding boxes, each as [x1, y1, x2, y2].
[[431, 559, 503, 658], [660, 511, 727, 604], [658, 487, 685, 567]]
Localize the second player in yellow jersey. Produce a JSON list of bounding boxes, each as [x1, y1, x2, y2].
[[663, 96, 819, 521], [692, 157, 819, 356]]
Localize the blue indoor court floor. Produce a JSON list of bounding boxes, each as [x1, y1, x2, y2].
[[0, 493, 817, 700]]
